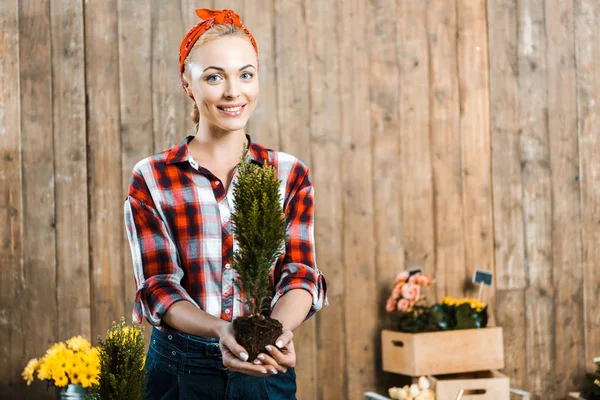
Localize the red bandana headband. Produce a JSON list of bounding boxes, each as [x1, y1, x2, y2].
[[178, 9, 258, 96]]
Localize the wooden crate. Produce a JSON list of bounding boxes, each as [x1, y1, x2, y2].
[[428, 370, 509, 400], [381, 327, 504, 376]]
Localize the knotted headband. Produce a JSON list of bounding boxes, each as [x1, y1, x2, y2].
[[178, 9, 258, 95]]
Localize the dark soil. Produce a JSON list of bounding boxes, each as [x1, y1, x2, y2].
[[233, 314, 283, 361]]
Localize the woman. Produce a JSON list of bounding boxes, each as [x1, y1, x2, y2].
[[124, 8, 327, 400]]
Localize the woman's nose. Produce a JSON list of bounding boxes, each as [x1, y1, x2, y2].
[[224, 79, 240, 99]]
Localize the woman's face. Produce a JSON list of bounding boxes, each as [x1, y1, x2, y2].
[[184, 35, 259, 133]]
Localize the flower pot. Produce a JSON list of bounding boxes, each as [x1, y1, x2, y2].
[[381, 327, 504, 376], [56, 384, 88, 400]]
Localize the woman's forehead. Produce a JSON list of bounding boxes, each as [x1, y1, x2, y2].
[[188, 36, 257, 73]]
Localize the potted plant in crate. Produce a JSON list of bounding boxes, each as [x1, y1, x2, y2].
[[230, 146, 288, 361], [381, 270, 504, 376]]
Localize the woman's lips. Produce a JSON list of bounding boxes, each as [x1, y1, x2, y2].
[[217, 104, 246, 116]]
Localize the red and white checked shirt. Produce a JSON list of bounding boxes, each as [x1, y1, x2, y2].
[[124, 135, 327, 330]]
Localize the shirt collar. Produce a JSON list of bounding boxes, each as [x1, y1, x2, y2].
[[165, 134, 269, 166]]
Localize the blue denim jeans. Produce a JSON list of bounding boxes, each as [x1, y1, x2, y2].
[[144, 327, 297, 400]]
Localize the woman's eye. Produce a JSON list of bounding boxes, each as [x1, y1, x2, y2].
[[241, 72, 253, 80], [206, 74, 222, 83]]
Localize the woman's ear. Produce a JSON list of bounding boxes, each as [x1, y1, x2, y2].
[[182, 78, 193, 98]]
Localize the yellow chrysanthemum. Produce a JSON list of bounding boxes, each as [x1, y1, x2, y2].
[[22, 358, 39, 386], [66, 336, 92, 352]]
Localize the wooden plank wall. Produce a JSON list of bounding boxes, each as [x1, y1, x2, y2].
[[0, 1, 599, 399]]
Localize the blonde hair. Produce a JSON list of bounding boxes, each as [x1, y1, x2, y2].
[[182, 24, 252, 126]]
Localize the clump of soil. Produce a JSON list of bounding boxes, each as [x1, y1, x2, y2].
[[233, 314, 283, 361]]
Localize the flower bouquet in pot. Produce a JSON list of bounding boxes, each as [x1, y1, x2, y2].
[[230, 147, 288, 361], [581, 357, 600, 400], [22, 335, 100, 397]]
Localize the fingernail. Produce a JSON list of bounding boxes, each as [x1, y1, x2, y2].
[[253, 360, 261, 365], [262, 369, 268, 374], [239, 352, 248, 361], [265, 345, 272, 352], [257, 354, 265, 360], [271, 370, 278, 375], [276, 340, 284, 349]]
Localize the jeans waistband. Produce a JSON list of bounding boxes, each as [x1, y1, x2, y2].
[[150, 327, 222, 357]]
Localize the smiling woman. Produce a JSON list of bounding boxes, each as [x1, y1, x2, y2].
[[123, 8, 327, 400]]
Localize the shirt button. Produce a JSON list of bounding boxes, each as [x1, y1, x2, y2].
[[225, 309, 231, 314], [214, 181, 220, 186], [225, 263, 231, 269], [223, 217, 229, 223]]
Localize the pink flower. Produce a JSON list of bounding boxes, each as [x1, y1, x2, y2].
[[397, 298, 410, 312], [394, 271, 409, 285], [401, 283, 421, 301], [418, 275, 431, 286], [409, 273, 420, 284], [391, 283, 403, 299], [385, 297, 396, 312]]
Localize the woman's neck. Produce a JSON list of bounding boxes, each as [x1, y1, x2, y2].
[[190, 123, 249, 167]]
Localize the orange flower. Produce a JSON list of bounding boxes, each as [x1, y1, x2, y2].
[[385, 297, 396, 312]]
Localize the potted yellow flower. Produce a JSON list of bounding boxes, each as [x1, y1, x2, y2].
[[22, 335, 100, 399]]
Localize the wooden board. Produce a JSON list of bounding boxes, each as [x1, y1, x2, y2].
[[397, 0, 435, 288], [0, 0, 23, 386], [338, 1, 378, 399], [573, 0, 600, 373], [427, 0, 465, 301], [517, 0, 556, 395], [151, 0, 190, 152], [488, 0, 526, 291], [85, 0, 125, 339], [545, 0, 586, 393], [273, 1, 316, 398], [51, 0, 91, 341], [456, 0, 495, 321], [304, 0, 344, 399], [19, 0, 59, 372], [242, 0, 280, 150], [118, 0, 152, 329]]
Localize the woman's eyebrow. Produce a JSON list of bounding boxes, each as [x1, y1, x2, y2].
[[203, 64, 256, 73]]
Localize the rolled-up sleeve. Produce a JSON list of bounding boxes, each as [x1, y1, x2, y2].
[[124, 169, 196, 326], [271, 166, 328, 319]]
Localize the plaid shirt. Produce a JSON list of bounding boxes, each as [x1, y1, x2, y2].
[[124, 135, 327, 329]]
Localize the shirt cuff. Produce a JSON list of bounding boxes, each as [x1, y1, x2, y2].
[[133, 277, 197, 327], [271, 263, 328, 320]]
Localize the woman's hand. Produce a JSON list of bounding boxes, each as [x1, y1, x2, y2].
[[218, 323, 275, 377], [254, 329, 296, 374]]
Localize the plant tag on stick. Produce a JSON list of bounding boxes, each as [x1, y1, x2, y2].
[[472, 269, 493, 302]]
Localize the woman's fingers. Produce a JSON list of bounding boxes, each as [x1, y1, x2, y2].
[[274, 329, 294, 349], [221, 346, 269, 377], [265, 341, 296, 368], [256, 352, 287, 374]]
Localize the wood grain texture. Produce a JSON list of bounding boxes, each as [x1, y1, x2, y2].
[[273, 1, 317, 398], [488, 0, 526, 292], [19, 0, 58, 369], [495, 289, 527, 395], [427, 0, 464, 301], [574, 0, 600, 372], [119, 0, 152, 327], [85, 0, 125, 339], [368, 0, 404, 393], [305, 0, 343, 398], [242, 0, 279, 150], [457, 0, 495, 316], [51, 0, 91, 342], [338, 1, 377, 399], [397, 0, 435, 283], [545, 0, 586, 394], [0, 0, 23, 387], [152, 0, 189, 152], [518, 1, 555, 396]]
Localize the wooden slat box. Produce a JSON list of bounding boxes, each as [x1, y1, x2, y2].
[[429, 370, 509, 400], [381, 327, 504, 376]]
